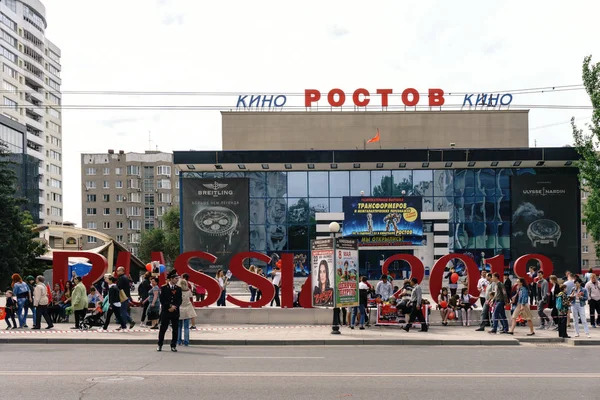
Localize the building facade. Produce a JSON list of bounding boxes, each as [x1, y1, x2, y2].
[[0, 113, 39, 219], [80, 150, 179, 257], [0, 0, 62, 224]]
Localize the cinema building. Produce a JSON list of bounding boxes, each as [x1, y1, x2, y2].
[[174, 108, 580, 278]]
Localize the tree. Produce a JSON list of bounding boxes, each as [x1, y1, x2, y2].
[[0, 141, 46, 290], [573, 55, 600, 257], [138, 206, 180, 266]]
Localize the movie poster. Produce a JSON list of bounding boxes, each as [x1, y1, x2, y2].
[[311, 239, 334, 307], [342, 196, 424, 246], [511, 173, 579, 277], [181, 178, 249, 275], [334, 238, 359, 308]]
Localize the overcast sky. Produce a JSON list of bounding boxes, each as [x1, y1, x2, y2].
[[41, 0, 599, 225]]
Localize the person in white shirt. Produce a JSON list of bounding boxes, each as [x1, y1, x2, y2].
[[585, 273, 600, 328], [375, 275, 393, 301], [32, 276, 53, 330], [270, 267, 282, 307], [477, 270, 489, 307]]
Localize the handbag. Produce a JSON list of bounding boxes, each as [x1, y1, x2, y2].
[[119, 289, 128, 302]]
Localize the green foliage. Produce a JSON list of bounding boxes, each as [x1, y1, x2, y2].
[[0, 141, 46, 290], [138, 206, 180, 266], [373, 176, 412, 197], [573, 55, 600, 257]]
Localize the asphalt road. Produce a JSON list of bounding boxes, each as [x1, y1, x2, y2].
[[1, 344, 599, 400]]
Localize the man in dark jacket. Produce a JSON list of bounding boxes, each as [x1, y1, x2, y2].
[[116, 267, 135, 329], [138, 272, 151, 326], [102, 276, 126, 330], [157, 270, 183, 352]]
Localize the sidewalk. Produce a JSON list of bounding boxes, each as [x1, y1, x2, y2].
[[1, 321, 598, 346]]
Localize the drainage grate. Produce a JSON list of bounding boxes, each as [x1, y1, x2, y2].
[[86, 376, 145, 383]]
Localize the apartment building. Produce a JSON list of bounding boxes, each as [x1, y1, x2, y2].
[[81, 150, 179, 257], [0, 0, 63, 224]]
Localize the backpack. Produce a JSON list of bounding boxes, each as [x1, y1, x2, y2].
[[556, 295, 562, 311]]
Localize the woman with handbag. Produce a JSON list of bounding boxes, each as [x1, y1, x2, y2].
[[146, 278, 161, 330], [177, 274, 197, 346], [11, 274, 31, 328], [71, 276, 88, 330]]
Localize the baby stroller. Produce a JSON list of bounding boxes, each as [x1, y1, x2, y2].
[[81, 305, 105, 330]]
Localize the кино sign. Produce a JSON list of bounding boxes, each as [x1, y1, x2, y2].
[[53, 251, 553, 309]]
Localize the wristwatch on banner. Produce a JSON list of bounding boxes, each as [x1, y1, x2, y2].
[[193, 206, 240, 250], [527, 219, 561, 247]]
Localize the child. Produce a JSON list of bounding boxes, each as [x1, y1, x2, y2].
[[4, 290, 17, 329], [438, 287, 450, 326], [460, 287, 477, 327]]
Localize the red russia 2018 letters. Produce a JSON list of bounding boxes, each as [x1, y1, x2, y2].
[[226, 252, 275, 308], [174, 251, 222, 308]]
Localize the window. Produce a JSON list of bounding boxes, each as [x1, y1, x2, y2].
[[144, 193, 155, 205], [157, 179, 171, 189], [4, 0, 16, 12], [103, 194, 110, 202], [3, 96, 17, 110], [50, 178, 61, 188], [48, 122, 61, 133], [48, 164, 61, 175], [175, 181, 179, 189], [48, 79, 60, 91], [48, 50, 60, 63], [0, 12, 16, 31], [86, 168, 96, 175], [583, 245, 589, 253], [158, 193, 171, 203], [50, 150, 61, 161], [87, 236, 97, 243], [103, 181, 109, 189], [127, 165, 140, 176], [157, 165, 171, 176], [129, 192, 141, 203], [127, 206, 141, 216], [582, 191, 588, 199], [116, 208, 123, 215], [143, 166, 154, 179], [128, 233, 141, 244], [103, 208, 110, 215], [47, 107, 60, 119], [127, 178, 139, 189], [116, 194, 126, 202], [86, 194, 96, 202], [157, 206, 167, 216], [23, 5, 44, 32], [3, 63, 17, 78], [103, 167, 110, 175], [86, 208, 97, 215], [102, 221, 110, 229], [116, 221, 123, 229], [50, 206, 62, 216], [48, 93, 60, 105], [583, 232, 588, 240], [86, 181, 96, 189], [129, 220, 141, 230], [145, 207, 155, 218], [116, 235, 124, 242], [115, 180, 123, 188], [47, 63, 60, 77], [583, 259, 589, 267], [115, 167, 123, 175], [51, 192, 62, 202], [1, 29, 15, 47], [86, 222, 97, 230], [3, 80, 16, 93], [173, 195, 179, 204], [143, 179, 154, 192], [50, 135, 61, 146], [1, 45, 16, 62]]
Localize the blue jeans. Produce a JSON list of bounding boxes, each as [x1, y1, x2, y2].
[[17, 298, 27, 327], [351, 304, 366, 326], [178, 318, 190, 345], [249, 287, 257, 302], [120, 299, 133, 325], [217, 290, 227, 306], [492, 301, 508, 332]]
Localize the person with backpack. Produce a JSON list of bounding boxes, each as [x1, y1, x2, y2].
[[556, 284, 571, 339]]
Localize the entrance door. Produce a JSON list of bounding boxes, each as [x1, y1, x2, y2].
[[360, 249, 414, 281]]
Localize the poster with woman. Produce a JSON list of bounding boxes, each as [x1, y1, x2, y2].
[[311, 239, 334, 307], [334, 238, 359, 308]]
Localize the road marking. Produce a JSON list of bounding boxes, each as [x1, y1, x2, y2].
[[224, 357, 325, 359], [0, 371, 598, 378]]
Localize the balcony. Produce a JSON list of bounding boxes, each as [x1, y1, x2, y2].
[[26, 124, 43, 138], [23, 69, 45, 87], [25, 93, 42, 107]]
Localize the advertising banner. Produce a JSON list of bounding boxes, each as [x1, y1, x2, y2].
[[182, 178, 249, 274], [334, 238, 359, 308], [342, 196, 424, 246], [511, 173, 579, 277], [311, 238, 335, 307]]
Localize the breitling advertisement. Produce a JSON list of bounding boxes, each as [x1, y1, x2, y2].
[[182, 178, 249, 273], [342, 196, 424, 246], [511, 173, 579, 275]]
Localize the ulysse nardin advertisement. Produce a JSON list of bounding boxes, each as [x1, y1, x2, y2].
[[511, 173, 579, 276], [182, 178, 249, 273]]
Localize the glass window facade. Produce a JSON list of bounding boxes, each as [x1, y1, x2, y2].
[[183, 168, 577, 274]]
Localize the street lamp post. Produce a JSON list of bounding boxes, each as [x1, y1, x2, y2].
[[329, 221, 341, 335]]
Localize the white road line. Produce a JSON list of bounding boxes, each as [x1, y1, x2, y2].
[[0, 371, 598, 378], [224, 357, 325, 359]]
